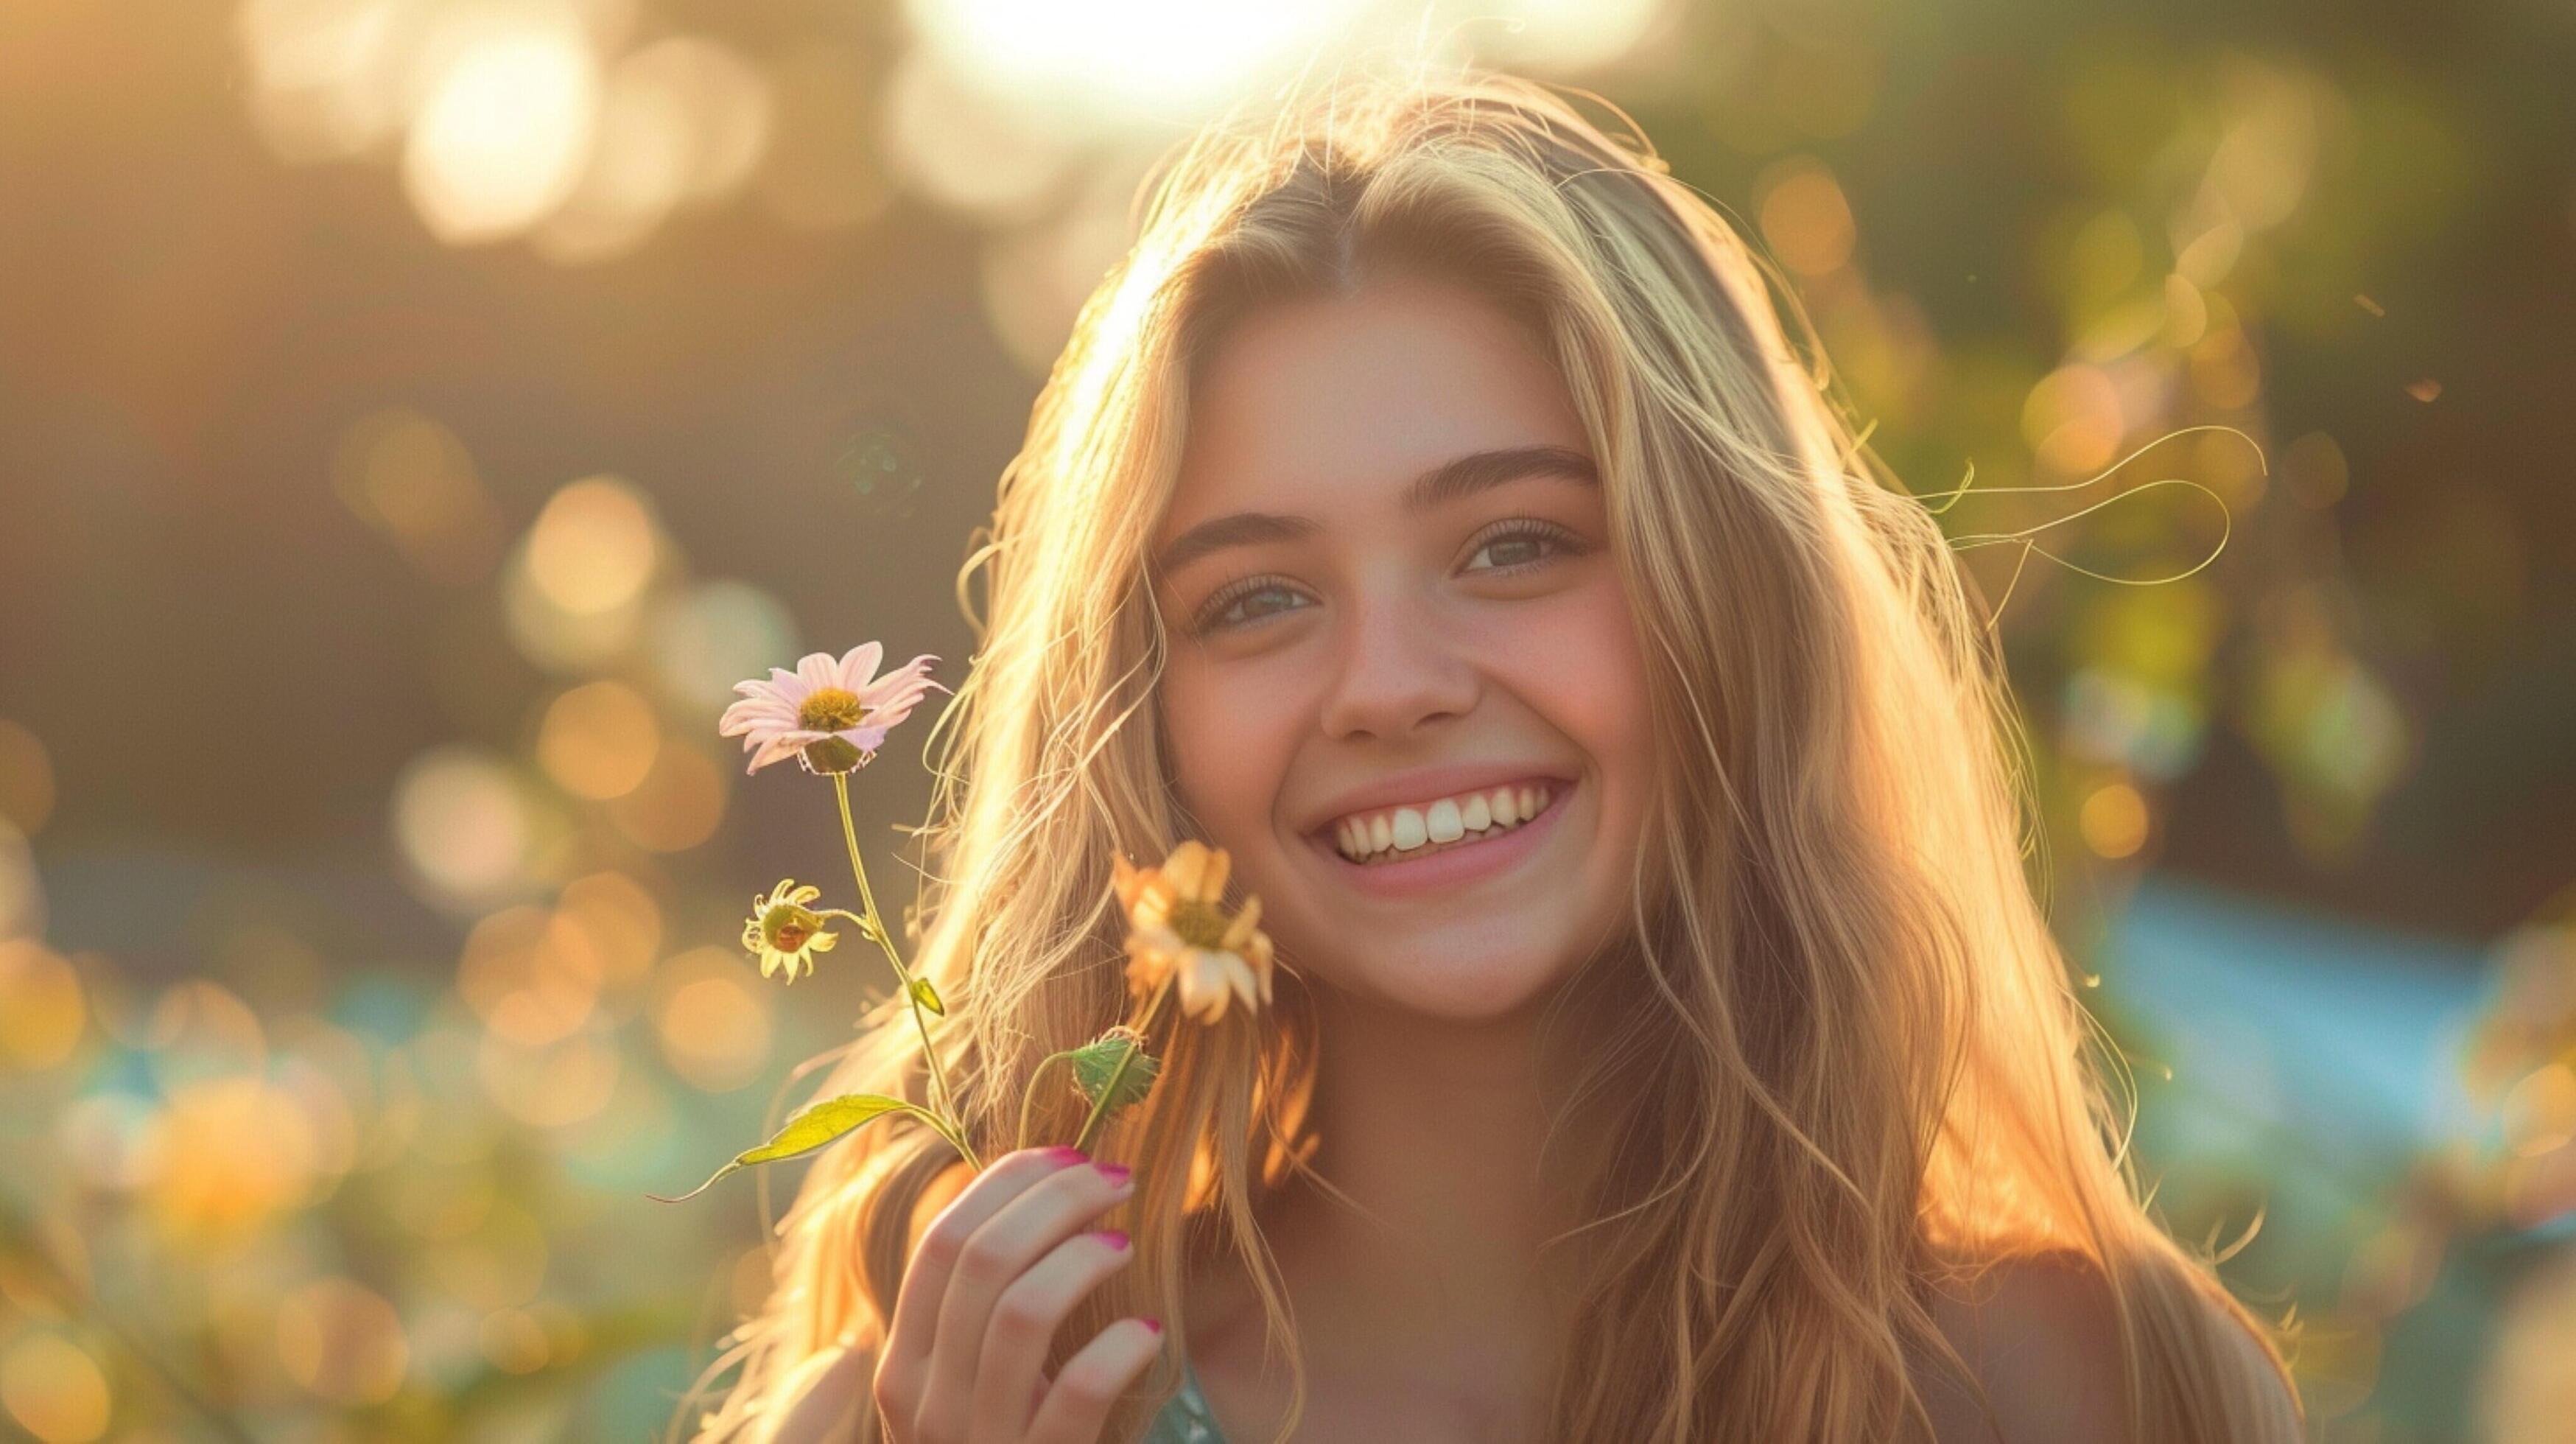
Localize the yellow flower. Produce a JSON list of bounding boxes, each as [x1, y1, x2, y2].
[[742, 877, 838, 982], [1112, 840, 1274, 1024]]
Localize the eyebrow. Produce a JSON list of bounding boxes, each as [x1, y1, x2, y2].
[[1151, 444, 1598, 580]]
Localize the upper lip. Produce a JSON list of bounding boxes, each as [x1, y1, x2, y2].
[[1299, 762, 1575, 837]]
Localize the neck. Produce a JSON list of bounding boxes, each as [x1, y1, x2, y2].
[[1266, 981, 1607, 1383]]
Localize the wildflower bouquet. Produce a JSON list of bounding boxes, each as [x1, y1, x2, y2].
[[650, 643, 1273, 1202]]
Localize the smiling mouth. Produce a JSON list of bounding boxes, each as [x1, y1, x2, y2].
[[1309, 779, 1568, 869]]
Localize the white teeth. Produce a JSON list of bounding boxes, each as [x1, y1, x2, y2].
[[1326, 780, 1563, 863], [1391, 808, 1428, 850], [1426, 798, 1464, 843]]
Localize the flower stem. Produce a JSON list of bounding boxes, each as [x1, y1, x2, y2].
[[1017, 1047, 1081, 1153], [1072, 978, 1173, 1156], [832, 773, 980, 1173]]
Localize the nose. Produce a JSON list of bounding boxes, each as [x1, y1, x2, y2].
[[1315, 577, 1480, 743]]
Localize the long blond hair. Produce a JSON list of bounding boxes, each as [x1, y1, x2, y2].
[[684, 61, 2303, 1443]]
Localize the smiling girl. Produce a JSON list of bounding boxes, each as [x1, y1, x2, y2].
[[686, 64, 2304, 1443]]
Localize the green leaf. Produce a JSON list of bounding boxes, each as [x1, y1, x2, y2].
[[649, 1093, 933, 1203], [908, 976, 944, 1016], [1067, 1032, 1160, 1118]]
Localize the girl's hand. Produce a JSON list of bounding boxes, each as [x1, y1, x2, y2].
[[872, 1146, 1163, 1443]]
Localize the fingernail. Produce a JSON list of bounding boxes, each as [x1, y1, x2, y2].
[[1041, 1146, 1089, 1163], [1093, 1161, 1131, 1185], [1092, 1229, 1130, 1250], [1139, 1317, 1162, 1333]]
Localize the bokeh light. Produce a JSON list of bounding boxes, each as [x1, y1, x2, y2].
[[603, 743, 728, 853], [526, 476, 660, 616], [648, 581, 799, 712], [0, 1333, 110, 1444], [402, 7, 600, 244], [650, 946, 773, 1093], [330, 407, 503, 586], [507, 476, 665, 673], [2080, 779, 2152, 860], [138, 1075, 322, 1245], [0, 819, 46, 944], [0, 720, 57, 836], [1756, 158, 1856, 278], [0, 939, 84, 1071], [275, 1276, 410, 1404], [392, 746, 533, 904], [536, 37, 773, 264], [536, 679, 661, 801], [903, 0, 1370, 127]]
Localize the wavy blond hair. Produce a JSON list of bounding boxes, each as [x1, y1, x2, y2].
[[683, 60, 2305, 1443]]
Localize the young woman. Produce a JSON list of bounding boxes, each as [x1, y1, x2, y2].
[[685, 64, 2306, 1443]]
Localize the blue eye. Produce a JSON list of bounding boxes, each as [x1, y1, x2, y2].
[[1191, 575, 1308, 636], [1466, 519, 1583, 573], [1187, 519, 1587, 637]]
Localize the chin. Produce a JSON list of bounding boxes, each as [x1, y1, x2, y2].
[[1337, 939, 1573, 1025]]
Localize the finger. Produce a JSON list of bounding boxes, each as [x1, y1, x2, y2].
[[878, 1147, 1088, 1427], [917, 1160, 1135, 1440], [1025, 1319, 1165, 1444], [966, 1228, 1135, 1441]]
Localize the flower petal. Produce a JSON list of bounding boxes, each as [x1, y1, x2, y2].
[[1220, 894, 1260, 950], [835, 641, 885, 691], [857, 655, 941, 707], [795, 652, 840, 691], [723, 689, 797, 715], [745, 732, 807, 774], [1198, 847, 1232, 903], [1177, 953, 1226, 1023], [1163, 841, 1209, 900], [1221, 950, 1257, 1012]]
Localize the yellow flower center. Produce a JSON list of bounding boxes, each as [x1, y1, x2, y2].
[[797, 687, 866, 731], [1168, 898, 1234, 951]]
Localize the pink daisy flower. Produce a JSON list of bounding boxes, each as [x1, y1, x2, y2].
[[718, 642, 949, 776]]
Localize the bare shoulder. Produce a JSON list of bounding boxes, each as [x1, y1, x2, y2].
[[1918, 1252, 2131, 1444]]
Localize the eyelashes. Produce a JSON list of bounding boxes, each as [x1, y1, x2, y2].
[[1186, 518, 1589, 637]]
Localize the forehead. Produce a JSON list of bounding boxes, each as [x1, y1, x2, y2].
[[1162, 273, 1587, 533]]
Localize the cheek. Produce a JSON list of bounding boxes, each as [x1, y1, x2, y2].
[[1503, 578, 1654, 788], [1159, 655, 1302, 839]]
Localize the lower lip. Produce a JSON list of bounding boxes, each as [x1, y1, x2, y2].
[[1305, 783, 1573, 900]]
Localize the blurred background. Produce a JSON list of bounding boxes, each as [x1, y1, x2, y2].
[[1, 0, 2571, 1438]]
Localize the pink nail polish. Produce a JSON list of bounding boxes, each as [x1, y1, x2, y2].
[[1092, 1229, 1130, 1250], [1041, 1145, 1089, 1163], [1139, 1317, 1162, 1333], [1093, 1161, 1131, 1185]]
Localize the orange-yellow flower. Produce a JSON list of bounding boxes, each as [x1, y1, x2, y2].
[[741, 878, 838, 982], [1112, 840, 1274, 1024]]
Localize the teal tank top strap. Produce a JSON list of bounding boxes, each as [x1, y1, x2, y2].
[[1140, 1352, 1229, 1443]]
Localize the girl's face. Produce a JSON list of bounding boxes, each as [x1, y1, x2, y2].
[[1151, 270, 1654, 1023]]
